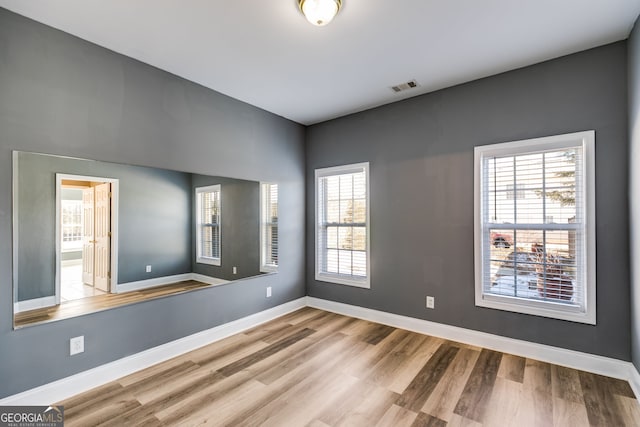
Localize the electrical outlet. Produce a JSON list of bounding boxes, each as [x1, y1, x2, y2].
[[426, 296, 435, 309], [233, 266, 237, 275], [146, 265, 152, 273], [70, 336, 84, 356], [266, 286, 272, 298]]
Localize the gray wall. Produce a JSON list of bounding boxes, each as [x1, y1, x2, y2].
[[306, 42, 630, 360], [629, 18, 640, 372], [191, 174, 261, 281], [15, 151, 193, 301], [0, 8, 305, 398]]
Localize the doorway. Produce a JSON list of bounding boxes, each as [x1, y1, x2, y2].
[[56, 174, 119, 303]]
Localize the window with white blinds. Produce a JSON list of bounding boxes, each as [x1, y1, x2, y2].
[[196, 185, 221, 266], [260, 183, 278, 273], [474, 131, 596, 324], [315, 162, 370, 288]]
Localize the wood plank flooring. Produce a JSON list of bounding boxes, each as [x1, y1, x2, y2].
[[14, 280, 214, 328], [58, 307, 640, 426]]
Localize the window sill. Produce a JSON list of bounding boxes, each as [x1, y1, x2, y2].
[[197, 257, 221, 266], [260, 264, 278, 274], [476, 293, 595, 325], [315, 273, 370, 289]]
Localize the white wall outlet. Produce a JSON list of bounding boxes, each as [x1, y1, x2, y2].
[[233, 266, 237, 275], [146, 265, 152, 273], [426, 296, 435, 309], [266, 286, 272, 298], [70, 336, 84, 356]]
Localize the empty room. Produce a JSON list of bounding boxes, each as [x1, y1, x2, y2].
[[2, 1, 640, 426]]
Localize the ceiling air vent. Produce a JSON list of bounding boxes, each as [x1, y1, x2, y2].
[[391, 79, 420, 93]]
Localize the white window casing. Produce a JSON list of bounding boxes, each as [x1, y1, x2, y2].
[[196, 185, 221, 266], [315, 162, 370, 288], [260, 183, 279, 273], [474, 131, 596, 324]]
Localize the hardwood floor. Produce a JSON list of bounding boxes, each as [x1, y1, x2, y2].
[[14, 280, 214, 328], [58, 307, 640, 426]]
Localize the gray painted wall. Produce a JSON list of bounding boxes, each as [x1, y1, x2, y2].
[[15, 151, 192, 301], [306, 42, 631, 360], [191, 174, 262, 281], [629, 18, 640, 372], [0, 8, 305, 398]]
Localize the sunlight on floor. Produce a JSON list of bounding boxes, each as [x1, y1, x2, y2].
[[61, 260, 106, 302]]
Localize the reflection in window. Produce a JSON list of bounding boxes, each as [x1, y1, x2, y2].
[[475, 131, 595, 324], [196, 185, 221, 266], [315, 162, 370, 288], [61, 197, 83, 252], [260, 183, 278, 272]]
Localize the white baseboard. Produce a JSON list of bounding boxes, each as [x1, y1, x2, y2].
[[0, 297, 307, 405], [117, 273, 229, 293], [630, 364, 640, 399], [116, 273, 193, 293], [306, 297, 637, 383], [15, 274, 230, 311], [191, 273, 229, 287], [4, 295, 639, 406], [14, 296, 57, 313]]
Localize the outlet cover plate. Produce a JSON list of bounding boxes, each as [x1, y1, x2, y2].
[[426, 296, 435, 309], [70, 336, 84, 355]]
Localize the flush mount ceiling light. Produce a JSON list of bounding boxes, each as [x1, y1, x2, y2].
[[298, 0, 342, 26]]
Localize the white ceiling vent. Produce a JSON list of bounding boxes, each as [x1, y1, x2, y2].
[[391, 79, 420, 93]]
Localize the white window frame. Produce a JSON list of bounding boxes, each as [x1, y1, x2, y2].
[[196, 184, 221, 266], [61, 197, 83, 252], [474, 130, 596, 324], [315, 162, 370, 288], [260, 182, 278, 273]]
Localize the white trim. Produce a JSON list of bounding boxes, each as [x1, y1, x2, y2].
[[116, 273, 194, 293], [190, 273, 230, 287], [314, 162, 371, 289], [13, 296, 57, 313], [15, 273, 230, 313], [260, 264, 278, 274], [0, 298, 307, 406], [260, 182, 279, 274], [306, 297, 634, 383], [630, 365, 640, 401], [3, 296, 639, 405], [12, 152, 20, 312], [473, 130, 596, 324], [195, 184, 222, 266]]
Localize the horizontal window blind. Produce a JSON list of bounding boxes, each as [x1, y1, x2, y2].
[[475, 131, 595, 323], [261, 183, 278, 270], [196, 185, 221, 265], [316, 163, 370, 288]]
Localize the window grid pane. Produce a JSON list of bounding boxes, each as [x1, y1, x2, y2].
[[198, 187, 220, 261], [62, 200, 83, 243], [261, 183, 278, 268], [482, 145, 585, 309], [317, 164, 369, 286]]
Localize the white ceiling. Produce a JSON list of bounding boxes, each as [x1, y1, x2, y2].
[[1, 0, 639, 125]]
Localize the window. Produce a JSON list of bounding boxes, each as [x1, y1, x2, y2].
[[196, 185, 221, 266], [474, 131, 595, 324], [260, 183, 278, 273], [61, 197, 83, 252], [315, 162, 370, 288]]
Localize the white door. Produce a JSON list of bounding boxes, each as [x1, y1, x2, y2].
[[94, 183, 111, 292], [82, 187, 95, 286]]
